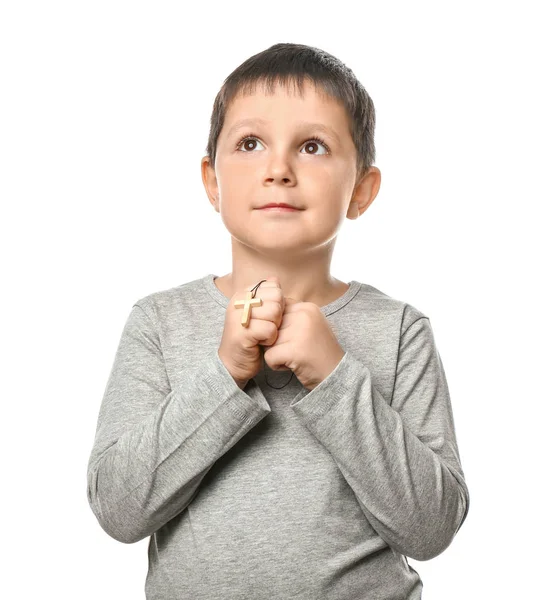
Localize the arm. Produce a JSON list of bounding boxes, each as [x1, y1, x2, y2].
[[86, 299, 271, 544], [289, 307, 470, 561]]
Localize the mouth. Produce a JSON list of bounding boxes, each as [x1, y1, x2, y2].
[[256, 203, 303, 211]]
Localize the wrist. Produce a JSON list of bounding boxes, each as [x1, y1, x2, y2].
[[235, 378, 249, 390]]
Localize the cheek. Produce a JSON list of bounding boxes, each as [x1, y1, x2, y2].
[[313, 159, 349, 185], [215, 156, 251, 189], [218, 193, 255, 231], [219, 197, 243, 222], [323, 164, 355, 200], [316, 176, 348, 205], [222, 158, 253, 180]]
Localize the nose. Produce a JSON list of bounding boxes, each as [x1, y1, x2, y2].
[[263, 147, 296, 186]]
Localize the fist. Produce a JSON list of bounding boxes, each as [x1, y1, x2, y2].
[[218, 276, 286, 387]]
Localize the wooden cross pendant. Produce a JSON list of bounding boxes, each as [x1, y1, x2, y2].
[[234, 292, 263, 328]]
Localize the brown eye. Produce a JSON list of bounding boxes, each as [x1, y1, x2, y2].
[[236, 135, 329, 154], [242, 139, 257, 151], [301, 138, 329, 155], [304, 142, 319, 154], [236, 136, 263, 152]]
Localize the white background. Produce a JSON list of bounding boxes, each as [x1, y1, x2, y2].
[[2, 1, 558, 598]]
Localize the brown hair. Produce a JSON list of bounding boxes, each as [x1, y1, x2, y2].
[[205, 42, 376, 183]]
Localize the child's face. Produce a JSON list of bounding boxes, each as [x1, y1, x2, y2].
[[204, 79, 365, 257]]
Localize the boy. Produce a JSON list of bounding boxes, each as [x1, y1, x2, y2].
[[87, 42, 469, 599]]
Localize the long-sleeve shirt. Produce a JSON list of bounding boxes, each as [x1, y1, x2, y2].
[[86, 273, 470, 600]]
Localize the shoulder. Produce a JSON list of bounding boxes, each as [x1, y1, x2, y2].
[[353, 280, 430, 335], [131, 275, 209, 324]]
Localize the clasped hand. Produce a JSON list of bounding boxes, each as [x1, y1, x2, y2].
[[262, 296, 345, 391]]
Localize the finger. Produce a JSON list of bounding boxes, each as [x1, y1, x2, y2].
[[264, 275, 280, 288], [245, 277, 280, 293], [235, 282, 283, 327], [281, 297, 299, 316]]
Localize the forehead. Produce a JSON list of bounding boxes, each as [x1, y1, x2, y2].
[[223, 79, 350, 140]]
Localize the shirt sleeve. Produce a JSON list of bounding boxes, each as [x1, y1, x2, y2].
[[86, 299, 271, 544], [289, 308, 470, 562]]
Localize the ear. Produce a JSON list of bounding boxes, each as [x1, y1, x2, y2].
[[201, 155, 220, 212], [348, 166, 381, 219]]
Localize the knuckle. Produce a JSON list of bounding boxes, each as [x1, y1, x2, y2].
[[265, 320, 277, 335], [270, 299, 283, 315]]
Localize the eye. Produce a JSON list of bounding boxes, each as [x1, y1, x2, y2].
[[236, 135, 264, 152], [235, 133, 330, 155], [300, 137, 330, 155]]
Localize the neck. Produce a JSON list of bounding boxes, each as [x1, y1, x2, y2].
[[216, 237, 348, 308]]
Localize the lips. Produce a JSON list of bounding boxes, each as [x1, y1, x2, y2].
[[257, 203, 302, 210]]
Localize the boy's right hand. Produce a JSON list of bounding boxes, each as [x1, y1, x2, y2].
[[218, 276, 285, 389]]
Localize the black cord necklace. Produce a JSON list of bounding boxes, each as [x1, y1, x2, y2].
[[250, 279, 295, 390]]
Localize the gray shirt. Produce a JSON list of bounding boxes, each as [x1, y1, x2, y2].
[[86, 273, 469, 600]]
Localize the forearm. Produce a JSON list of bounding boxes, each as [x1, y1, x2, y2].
[[87, 349, 270, 544], [290, 350, 469, 561]]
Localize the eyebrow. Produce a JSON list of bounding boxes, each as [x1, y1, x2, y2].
[[226, 117, 341, 144]]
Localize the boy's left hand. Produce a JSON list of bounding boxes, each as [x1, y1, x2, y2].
[[262, 297, 345, 391]]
